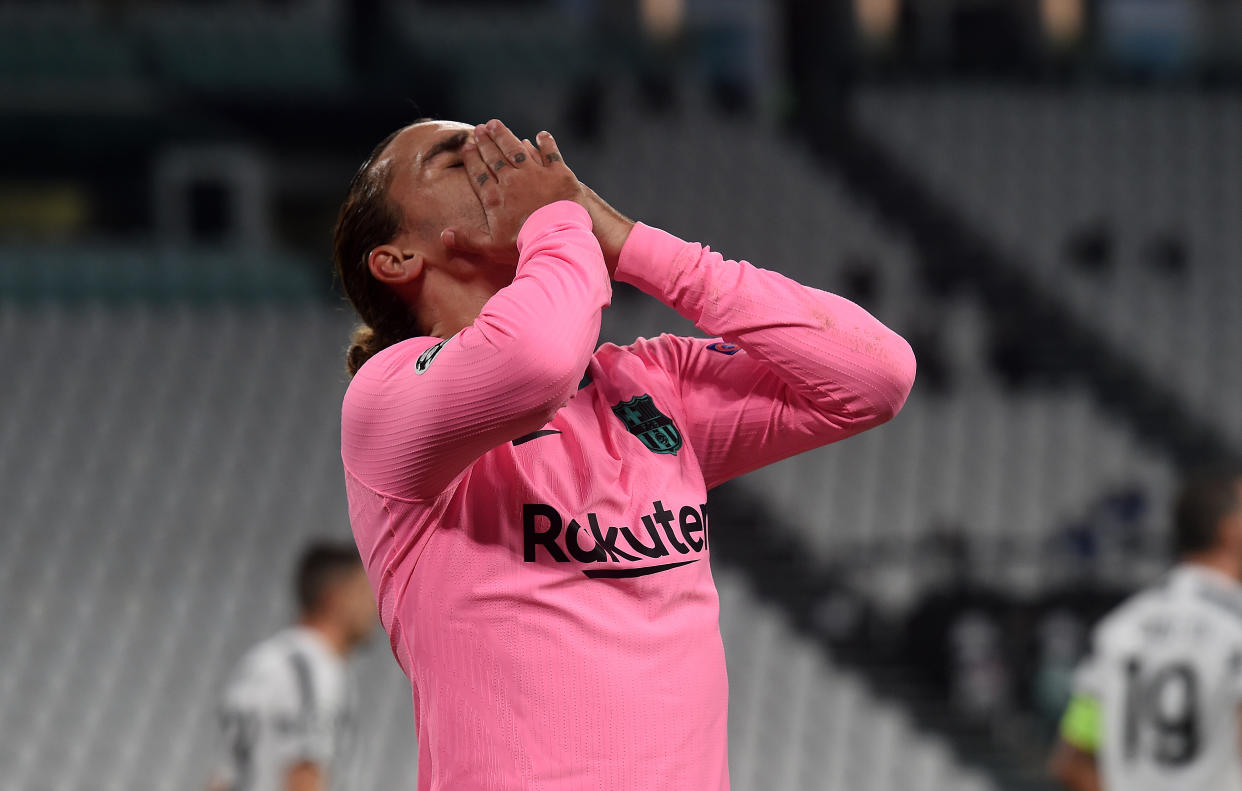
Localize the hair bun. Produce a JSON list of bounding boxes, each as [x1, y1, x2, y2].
[[347, 324, 384, 376]]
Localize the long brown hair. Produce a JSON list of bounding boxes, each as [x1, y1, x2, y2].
[[333, 126, 424, 376]]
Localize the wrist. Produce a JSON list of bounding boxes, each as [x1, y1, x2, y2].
[[577, 185, 634, 278], [597, 217, 635, 278]]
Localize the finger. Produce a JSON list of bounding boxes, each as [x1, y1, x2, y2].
[[484, 119, 529, 167], [460, 140, 500, 203], [535, 130, 564, 167], [473, 124, 510, 179], [521, 138, 541, 165], [440, 226, 491, 255]]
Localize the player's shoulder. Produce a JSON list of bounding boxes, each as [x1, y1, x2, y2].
[[601, 334, 740, 369], [345, 335, 452, 395], [1091, 580, 1172, 645], [341, 334, 456, 442], [592, 334, 690, 385], [281, 628, 350, 710], [226, 628, 340, 705], [287, 627, 346, 676], [222, 632, 295, 705], [1095, 569, 1242, 643], [598, 333, 675, 357], [235, 629, 302, 678], [1180, 568, 1242, 634]]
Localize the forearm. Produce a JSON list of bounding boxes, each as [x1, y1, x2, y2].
[[1048, 741, 1102, 791], [341, 201, 610, 499], [285, 761, 323, 791], [616, 223, 915, 426], [1049, 757, 1102, 791], [476, 201, 612, 395]]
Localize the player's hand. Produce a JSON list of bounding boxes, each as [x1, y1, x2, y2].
[[441, 120, 582, 266]]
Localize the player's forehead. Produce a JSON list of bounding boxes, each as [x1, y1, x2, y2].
[[384, 120, 474, 168]]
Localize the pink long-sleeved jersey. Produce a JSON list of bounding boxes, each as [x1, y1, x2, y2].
[[341, 201, 916, 791]]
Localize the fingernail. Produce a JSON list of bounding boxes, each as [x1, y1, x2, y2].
[[475, 124, 488, 137], [487, 120, 500, 132], [443, 230, 455, 245], [462, 142, 476, 152]]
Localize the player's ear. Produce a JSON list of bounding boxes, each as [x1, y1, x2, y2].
[[368, 245, 424, 285]]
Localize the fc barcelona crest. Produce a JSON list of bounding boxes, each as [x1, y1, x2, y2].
[[611, 394, 682, 455]]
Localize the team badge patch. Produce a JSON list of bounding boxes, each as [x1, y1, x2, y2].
[[706, 341, 740, 356], [414, 338, 448, 375], [611, 394, 682, 455]]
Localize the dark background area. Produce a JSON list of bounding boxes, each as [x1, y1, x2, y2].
[[3, 1, 1241, 789]]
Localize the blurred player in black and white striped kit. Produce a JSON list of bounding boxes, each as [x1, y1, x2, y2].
[[1050, 471, 1242, 791], [206, 542, 377, 791]]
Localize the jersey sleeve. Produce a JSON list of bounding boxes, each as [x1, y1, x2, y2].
[[341, 200, 610, 500], [1057, 639, 1106, 753], [1059, 693, 1103, 754], [1071, 643, 1105, 699], [614, 222, 917, 489]]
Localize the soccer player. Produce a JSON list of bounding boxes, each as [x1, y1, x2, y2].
[[335, 118, 916, 789], [207, 541, 377, 791], [1049, 471, 1242, 791]]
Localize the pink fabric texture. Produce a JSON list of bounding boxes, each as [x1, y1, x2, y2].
[[341, 200, 916, 790]]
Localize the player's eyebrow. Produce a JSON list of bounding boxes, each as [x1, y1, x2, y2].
[[422, 131, 470, 166]]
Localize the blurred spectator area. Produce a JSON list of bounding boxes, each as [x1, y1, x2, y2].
[[854, 87, 1242, 448], [4, 5, 1242, 788], [0, 0, 394, 247], [0, 295, 997, 789], [0, 0, 776, 263], [5, 0, 1242, 247]]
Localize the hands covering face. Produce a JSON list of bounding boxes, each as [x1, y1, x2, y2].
[[441, 119, 582, 266]]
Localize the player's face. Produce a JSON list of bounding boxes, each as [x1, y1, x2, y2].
[[381, 120, 490, 262], [340, 567, 378, 645], [1226, 481, 1242, 564]]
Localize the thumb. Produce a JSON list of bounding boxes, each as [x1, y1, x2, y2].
[[441, 227, 491, 255]]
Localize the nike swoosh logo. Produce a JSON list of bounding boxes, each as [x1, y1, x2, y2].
[[512, 429, 562, 446], [582, 559, 699, 579]]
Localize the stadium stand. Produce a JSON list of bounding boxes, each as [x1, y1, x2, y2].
[[137, 6, 349, 96], [573, 97, 1176, 604], [0, 6, 139, 93], [6, 2, 1239, 789], [0, 300, 991, 789], [718, 568, 997, 791], [0, 244, 319, 303], [854, 86, 1242, 451], [0, 85, 1193, 789]]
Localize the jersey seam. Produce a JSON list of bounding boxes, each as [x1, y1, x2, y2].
[[341, 458, 461, 505]]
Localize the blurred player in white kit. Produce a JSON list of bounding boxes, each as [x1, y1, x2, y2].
[[206, 541, 377, 791], [1050, 471, 1242, 791]]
